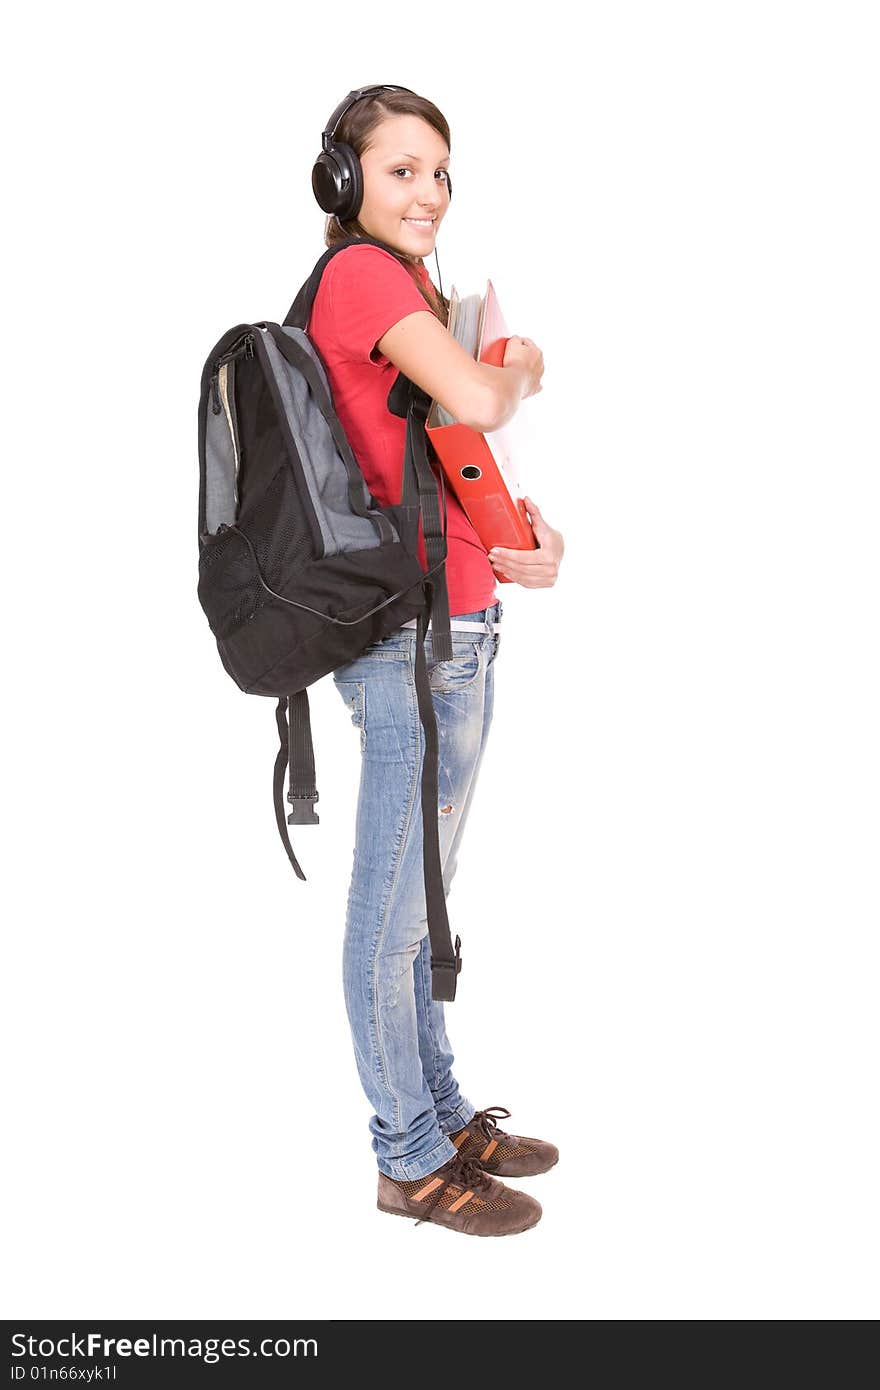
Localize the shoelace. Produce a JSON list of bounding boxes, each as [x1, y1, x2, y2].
[[470, 1105, 514, 1146], [414, 1153, 494, 1227]]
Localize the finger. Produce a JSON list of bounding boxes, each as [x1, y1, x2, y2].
[[493, 554, 550, 577], [491, 542, 544, 560], [497, 544, 543, 561]]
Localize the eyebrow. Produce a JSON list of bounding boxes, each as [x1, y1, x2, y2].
[[388, 152, 450, 164]]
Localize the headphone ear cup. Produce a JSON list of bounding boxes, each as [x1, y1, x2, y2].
[[311, 152, 341, 214], [311, 140, 363, 221]]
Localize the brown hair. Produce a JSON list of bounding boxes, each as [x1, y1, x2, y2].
[[322, 88, 451, 328]]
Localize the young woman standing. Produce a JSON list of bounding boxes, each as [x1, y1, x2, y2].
[[307, 85, 565, 1235]]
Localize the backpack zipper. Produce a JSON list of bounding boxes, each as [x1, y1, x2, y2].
[[210, 333, 255, 413], [209, 334, 253, 507]]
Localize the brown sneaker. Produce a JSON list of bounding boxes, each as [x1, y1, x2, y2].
[[448, 1105, 559, 1177], [377, 1152, 542, 1236]]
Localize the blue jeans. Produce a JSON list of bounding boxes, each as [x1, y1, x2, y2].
[[331, 599, 503, 1180]]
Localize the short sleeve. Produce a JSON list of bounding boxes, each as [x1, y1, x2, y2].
[[321, 245, 434, 366]]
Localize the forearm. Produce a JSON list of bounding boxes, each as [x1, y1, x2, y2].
[[474, 362, 530, 431]]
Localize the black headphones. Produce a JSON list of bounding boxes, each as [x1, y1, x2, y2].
[[311, 84, 452, 222]]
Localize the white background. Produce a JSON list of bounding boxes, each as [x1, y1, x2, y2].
[[3, 0, 877, 1321]]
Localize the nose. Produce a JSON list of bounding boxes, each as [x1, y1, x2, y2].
[[417, 173, 445, 211]]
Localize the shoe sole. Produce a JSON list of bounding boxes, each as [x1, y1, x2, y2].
[[377, 1201, 541, 1235]]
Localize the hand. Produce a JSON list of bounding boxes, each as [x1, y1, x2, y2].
[[488, 496, 564, 588], [502, 336, 544, 399]]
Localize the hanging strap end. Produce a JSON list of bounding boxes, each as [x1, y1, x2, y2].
[[431, 631, 454, 663]]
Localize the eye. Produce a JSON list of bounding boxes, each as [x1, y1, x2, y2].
[[392, 168, 451, 182]]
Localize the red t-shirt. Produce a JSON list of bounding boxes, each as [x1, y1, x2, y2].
[[306, 243, 498, 616]]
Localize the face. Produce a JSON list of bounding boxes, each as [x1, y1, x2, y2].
[[357, 114, 451, 258]]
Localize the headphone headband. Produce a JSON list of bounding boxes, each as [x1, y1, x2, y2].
[[320, 85, 418, 155]]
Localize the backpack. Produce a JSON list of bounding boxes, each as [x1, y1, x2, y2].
[[196, 235, 464, 1001]]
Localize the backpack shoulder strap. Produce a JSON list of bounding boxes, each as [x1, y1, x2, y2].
[[282, 234, 416, 330], [394, 375, 460, 999], [395, 375, 453, 663]]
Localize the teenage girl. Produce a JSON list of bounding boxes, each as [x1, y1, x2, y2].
[[307, 85, 565, 1235]]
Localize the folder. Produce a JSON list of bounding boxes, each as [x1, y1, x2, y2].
[[426, 279, 538, 577]]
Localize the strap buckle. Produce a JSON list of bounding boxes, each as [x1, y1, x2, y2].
[[430, 935, 463, 1001], [287, 792, 320, 826]]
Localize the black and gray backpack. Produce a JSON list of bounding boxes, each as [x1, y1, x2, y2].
[[196, 234, 463, 1001]]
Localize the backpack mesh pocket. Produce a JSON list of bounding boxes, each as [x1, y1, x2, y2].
[[197, 524, 264, 639], [245, 465, 315, 586]]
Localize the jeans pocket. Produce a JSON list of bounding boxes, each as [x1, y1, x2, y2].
[[333, 677, 366, 750], [429, 640, 484, 694]]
